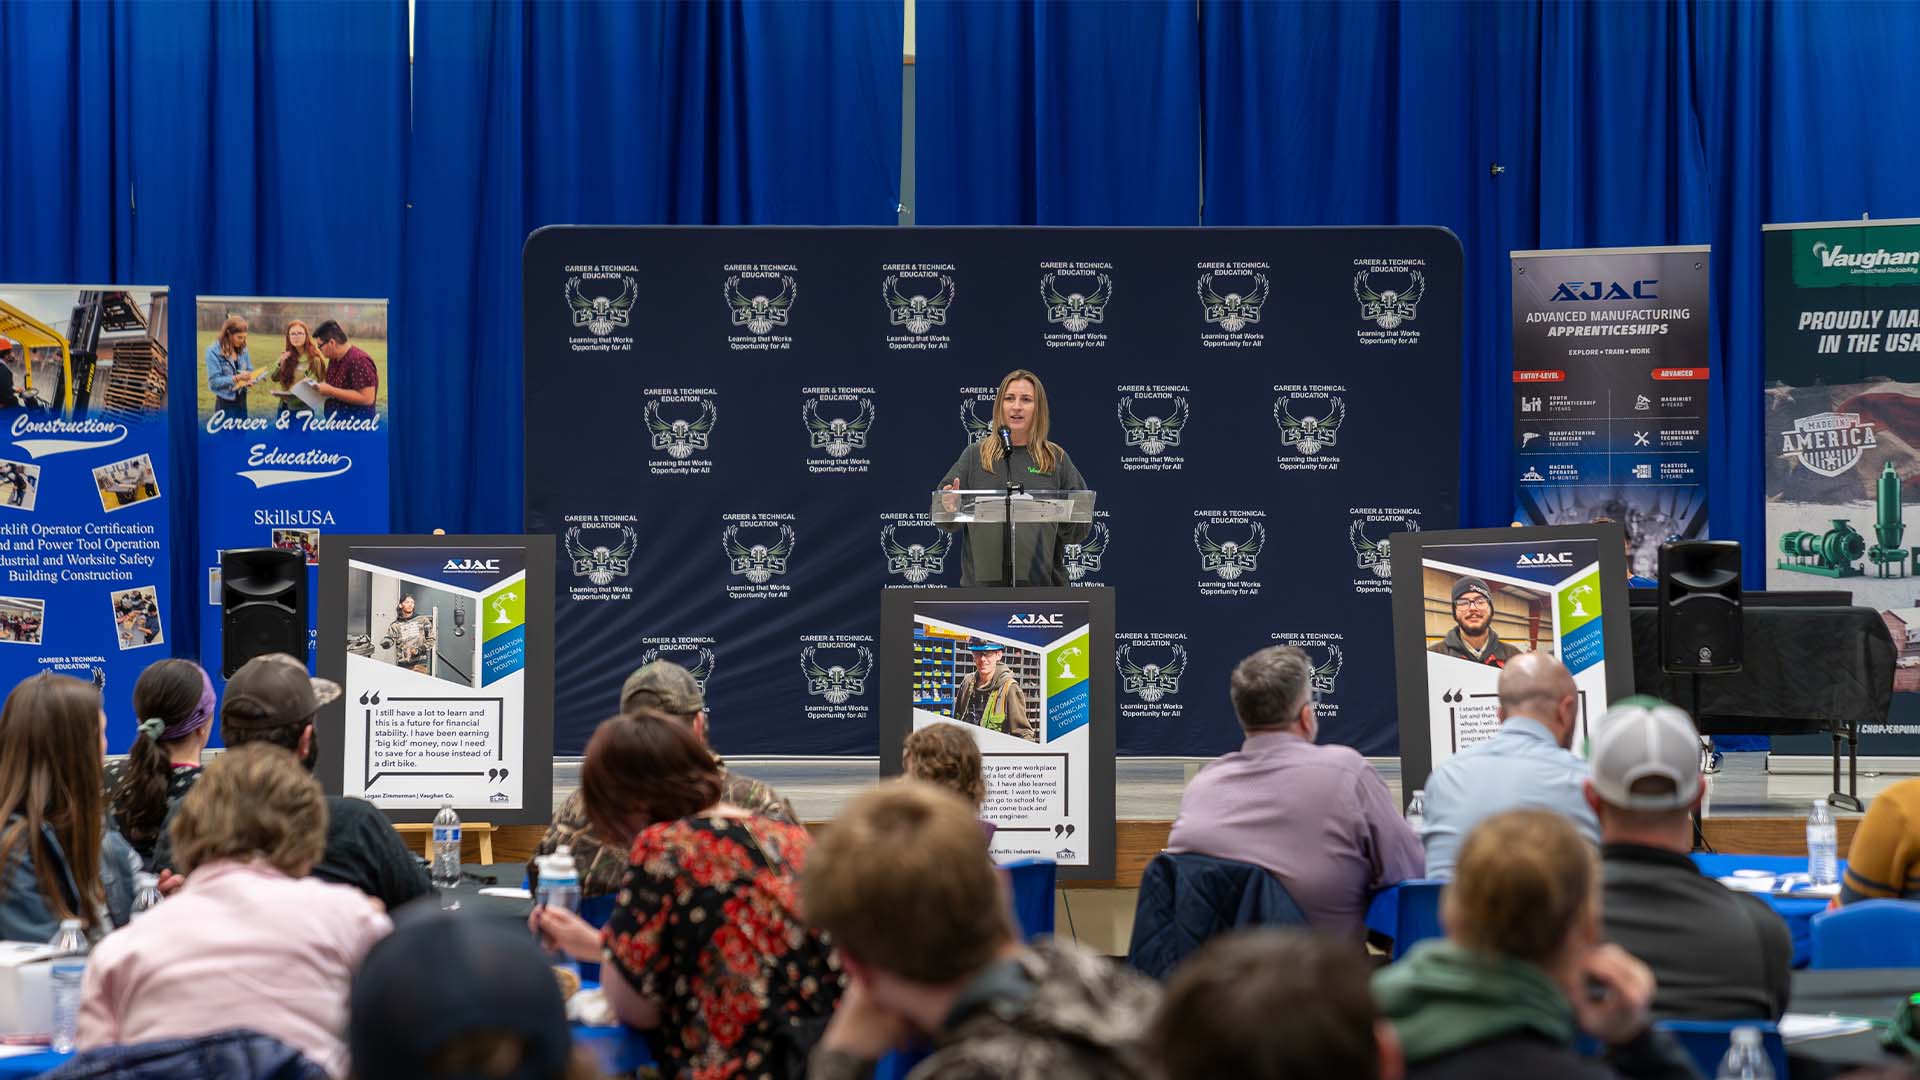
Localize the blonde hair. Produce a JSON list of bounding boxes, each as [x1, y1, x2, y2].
[[170, 743, 327, 877], [902, 724, 987, 807], [977, 369, 1060, 474], [803, 781, 1012, 982], [1443, 808, 1596, 967]]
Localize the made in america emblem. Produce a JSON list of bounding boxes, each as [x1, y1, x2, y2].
[[1118, 643, 1186, 702], [563, 525, 636, 585], [1781, 412, 1878, 477], [880, 524, 951, 584], [801, 645, 872, 704]]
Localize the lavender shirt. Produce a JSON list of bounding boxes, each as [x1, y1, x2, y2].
[[1166, 730, 1424, 941]]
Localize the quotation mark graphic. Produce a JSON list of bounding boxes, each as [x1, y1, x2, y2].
[[359, 690, 382, 705], [487, 768, 510, 783], [1052, 824, 1077, 838], [1441, 688, 1463, 703]]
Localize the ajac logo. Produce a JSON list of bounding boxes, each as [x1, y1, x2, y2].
[[442, 558, 500, 573], [1517, 552, 1574, 567], [1007, 613, 1064, 628], [1550, 280, 1659, 302]]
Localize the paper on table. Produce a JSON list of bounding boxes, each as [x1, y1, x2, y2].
[[1716, 872, 1840, 898], [478, 886, 533, 900], [1779, 1013, 1876, 1043]]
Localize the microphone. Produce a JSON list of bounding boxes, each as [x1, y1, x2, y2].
[[998, 426, 1014, 456]]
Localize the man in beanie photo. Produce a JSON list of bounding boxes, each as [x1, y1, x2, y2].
[[1427, 576, 1523, 667]]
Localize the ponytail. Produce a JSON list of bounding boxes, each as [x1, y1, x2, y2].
[[111, 723, 172, 856], [112, 659, 215, 855]]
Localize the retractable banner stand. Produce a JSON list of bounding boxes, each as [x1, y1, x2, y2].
[[196, 298, 389, 685], [1764, 218, 1920, 756], [1511, 247, 1711, 577], [523, 226, 1463, 757], [0, 286, 173, 747]]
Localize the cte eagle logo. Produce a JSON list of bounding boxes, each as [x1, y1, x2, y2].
[[1350, 517, 1419, 577], [880, 524, 951, 584], [563, 526, 637, 586], [723, 524, 796, 584], [884, 275, 955, 335], [638, 646, 716, 692], [1197, 273, 1269, 332], [1063, 523, 1109, 582], [1118, 644, 1187, 703], [1275, 395, 1346, 456], [960, 399, 995, 444], [725, 274, 797, 335], [801, 645, 871, 704], [1117, 396, 1188, 456], [1041, 273, 1112, 333], [566, 276, 636, 337], [803, 398, 875, 458], [1354, 270, 1426, 329], [1195, 522, 1265, 581], [1310, 645, 1344, 696], [646, 400, 717, 459]]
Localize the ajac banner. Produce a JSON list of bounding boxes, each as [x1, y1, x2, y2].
[[1512, 247, 1711, 577], [196, 297, 388, 682], [0, 286, 173, 748], [1764, 218, 1920, 752]]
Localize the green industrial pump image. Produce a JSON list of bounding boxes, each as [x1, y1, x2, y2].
[[1778, 463, 1916, 578]]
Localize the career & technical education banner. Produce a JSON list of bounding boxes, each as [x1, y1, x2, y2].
[[523, 226, 1463, 757], [195, 297, 389, 685], [1763, 219, 1920, 753], [1511, 247, 1711, 576], [0, 286, 173, 749]]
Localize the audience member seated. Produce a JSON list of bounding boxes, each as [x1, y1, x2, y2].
[[1373, 809, 1698, 1079], [1150, 928, 1404, 1080], [531, 659, 799, 896], [902, 722, 993, 838], [1164, 645, 1422, 941], [1587, 697, 1790, 1020], [529, 708, 840, 1079], [1842, 775, 1920, 904], [152, 654, 430, 911], [0, 673, 135, 942], [1420, 653, 1600, 878], [804, 781, 1161, 1080], [352, 911, 605, 1080], [78, 744, 391, 1077], [105, 659, 216, 868]]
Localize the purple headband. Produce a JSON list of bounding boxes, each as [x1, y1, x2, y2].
[[140, 665, 215, 743]]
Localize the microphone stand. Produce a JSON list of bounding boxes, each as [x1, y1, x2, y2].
[[1004, 479, 1023, 589]]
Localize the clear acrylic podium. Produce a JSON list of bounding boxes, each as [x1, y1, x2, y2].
[[929, 488, 1097, 587]]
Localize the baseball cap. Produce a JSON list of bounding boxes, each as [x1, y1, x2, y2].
[[221, 652, 341, 731], [619, 658, 703, 715], [1590, 695, 1703, 811], [349, 910, 571, 1080], [1451, 577, 1493, 605], [968, 640, 1005, 652]]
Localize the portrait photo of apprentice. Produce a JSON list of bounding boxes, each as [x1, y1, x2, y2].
[[950, 639, 1037, 743], [0, 459, 40, 512], [345, 567, 478, 688], [272, 528, 320, 566], [197, 299, 387, 422], [111, 586, 162, 650], [202, 315, 257, 418], [1424, 571, 1550, 668], [0, 597, 43, 645], [935, 368, 1091, 587], [91, 453, 161, 513]]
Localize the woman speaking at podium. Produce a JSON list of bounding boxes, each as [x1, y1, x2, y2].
[[938, 369, 1090, 587]]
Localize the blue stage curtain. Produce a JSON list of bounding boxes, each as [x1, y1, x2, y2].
[[916, 0, 1199, 225], [403, 0, 903, 536]]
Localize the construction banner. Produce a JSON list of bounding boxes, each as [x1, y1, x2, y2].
[[0, 286, 172, 747]]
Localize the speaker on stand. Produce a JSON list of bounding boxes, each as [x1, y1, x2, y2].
[[220, 548, 307, 677], [1657, 539, 1742, 854]]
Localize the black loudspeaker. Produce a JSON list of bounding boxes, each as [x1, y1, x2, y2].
[[1658, 540, 1742, 674], [221, 548, 307, 677]]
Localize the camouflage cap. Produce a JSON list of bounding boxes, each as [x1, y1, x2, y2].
[[619, 659, 704, 716]]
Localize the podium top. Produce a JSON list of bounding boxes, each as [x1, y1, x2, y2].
[[930, 489, 1096, 525]]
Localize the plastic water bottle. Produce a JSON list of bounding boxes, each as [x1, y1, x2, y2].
[[48, 918, 87, 1053], [535, 847, 580, 969], [131, 873, 164, 918], [432, 804, 462, 889], [1714, 1025, 1774, 1080], [1807, 800, 1839, 887], [1405, 789, 1426, 833]]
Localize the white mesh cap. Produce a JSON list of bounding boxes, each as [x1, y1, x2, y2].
[[1589, 695, 1703, 811]]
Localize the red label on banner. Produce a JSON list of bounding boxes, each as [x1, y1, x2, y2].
[[1513, 370, 1566, 383], [1651, 367, 1709, 381]]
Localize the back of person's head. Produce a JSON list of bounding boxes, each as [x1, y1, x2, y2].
[[170, 743, 327, 877], [804, 780, 1012, 984], [1587, 696, 1703, 838], [1494, 652, 1576, 723], [901, 724, 986, 808], [0, 673, 105, 928], [113, 659, 215, 855], [579, 707, 723, 844], [351, 910, 597, 1080], [1443, 808, 1595, 968], [617, 659, 704, 719], [1229, 646, 1312, 731], [1150, 929, 1396, 1080], [312, 319, 348, 346], [220, 653, 339, 767]]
